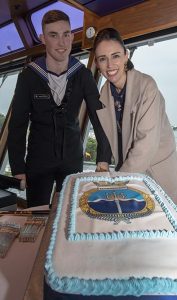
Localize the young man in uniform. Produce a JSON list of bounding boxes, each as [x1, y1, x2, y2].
[[8, 10, 111, 207]]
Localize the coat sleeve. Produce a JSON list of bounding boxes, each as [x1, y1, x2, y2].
[[82, 68, 112, 164], [8, 70, 31, 175], [120, 77, 165, 173]]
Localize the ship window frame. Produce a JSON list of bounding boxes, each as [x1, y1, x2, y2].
[[27, 0, 84, 43], [0, 22, 24, 58]]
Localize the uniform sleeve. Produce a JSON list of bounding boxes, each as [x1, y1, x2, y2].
[[120, 78, 164, 173], [8, 70, 31, 175], [82, 68, 112, 164]]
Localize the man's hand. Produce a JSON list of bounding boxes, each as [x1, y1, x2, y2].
[[95, 162, 109, 172], [15, 174, 27, 190]]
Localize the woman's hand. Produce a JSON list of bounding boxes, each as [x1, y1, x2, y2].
[[95, 162, 109, 172]]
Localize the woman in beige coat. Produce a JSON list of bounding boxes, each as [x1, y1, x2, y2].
[[94, 28, 177, 204]]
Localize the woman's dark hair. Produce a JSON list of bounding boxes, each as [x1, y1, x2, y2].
[[93, 28, 134, 70]]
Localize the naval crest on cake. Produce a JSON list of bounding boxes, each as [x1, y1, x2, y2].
[[79, 180, 155, 224]]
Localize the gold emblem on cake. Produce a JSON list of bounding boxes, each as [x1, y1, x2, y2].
[[79, 181, 155, 224]]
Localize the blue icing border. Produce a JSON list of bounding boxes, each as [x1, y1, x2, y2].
[[45, 173, 177, 296], [144, 175, 177, 213], [45, 272, 177, 296], [67, 174, 177, 241]]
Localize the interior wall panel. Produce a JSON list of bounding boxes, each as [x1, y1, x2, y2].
[[82, 0, 177, 49]]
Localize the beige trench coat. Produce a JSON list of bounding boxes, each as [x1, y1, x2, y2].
[[97, 68, 177, 204]]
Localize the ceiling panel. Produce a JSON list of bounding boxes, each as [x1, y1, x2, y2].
[[0, 0, 11, 25], [0, 0, 146, 27], [0, 0, 50, 26], [74, 0, 146, 16]]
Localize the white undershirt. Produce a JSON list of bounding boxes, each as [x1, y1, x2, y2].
[[48, 72, 68, 106]]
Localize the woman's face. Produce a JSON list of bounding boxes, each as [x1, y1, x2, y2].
[[95, 40, 128, 87]]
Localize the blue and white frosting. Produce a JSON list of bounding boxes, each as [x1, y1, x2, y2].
[[45, 173, 177, 296]]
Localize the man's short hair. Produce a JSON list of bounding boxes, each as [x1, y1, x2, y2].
[[42, 10, 70, 31]]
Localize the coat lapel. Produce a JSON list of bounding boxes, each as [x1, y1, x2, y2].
[[96, 81, 118, 165], [122, 69, 141, 160], [97, 69, 141, 165]]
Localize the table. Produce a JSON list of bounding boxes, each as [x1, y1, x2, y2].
[[24, 202, 56, 300], [0, 206, 49, 300]]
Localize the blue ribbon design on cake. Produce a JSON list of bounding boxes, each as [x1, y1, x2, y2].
[[88, 189, 146, 213]]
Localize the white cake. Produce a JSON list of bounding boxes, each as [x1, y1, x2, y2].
[[45, 172, 177, 296]]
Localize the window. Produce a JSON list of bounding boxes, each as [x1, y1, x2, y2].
[[0, 71, 19, 177], [0, 71, 26, 199], [30, 1, 84, 38], [74, 53, 97, 171], [0, 23, 24, 56], [0, 72, 19, 134], [131, 37, 177, 145]]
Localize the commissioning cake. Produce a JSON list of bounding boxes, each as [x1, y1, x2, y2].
[[45, 172, 177, 296]]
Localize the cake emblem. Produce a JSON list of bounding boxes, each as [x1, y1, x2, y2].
[[79, 181, 155, 224]]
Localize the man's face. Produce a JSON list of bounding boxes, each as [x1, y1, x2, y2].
[[40, 20, 74, 63]]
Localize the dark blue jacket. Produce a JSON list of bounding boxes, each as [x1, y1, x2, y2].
[[8, 56, 111, 175]]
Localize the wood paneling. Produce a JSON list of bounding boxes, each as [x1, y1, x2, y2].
[[82, 0, 177, 49], [0, 31, 82, 66]]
